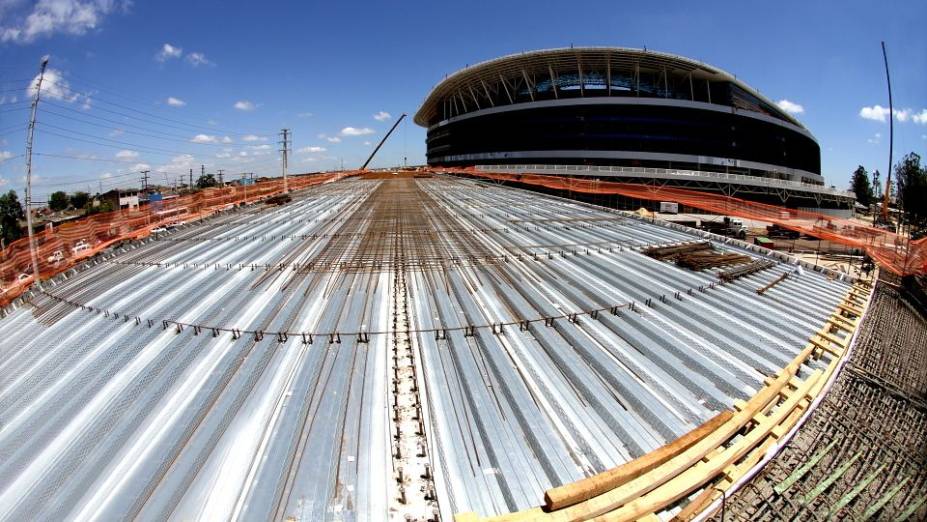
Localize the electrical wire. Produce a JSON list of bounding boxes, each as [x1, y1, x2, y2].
[[37, 125, 206, 158], [42, 98, 245, 139], [67, 76, 278, 136], [39, 107, 238, 148]]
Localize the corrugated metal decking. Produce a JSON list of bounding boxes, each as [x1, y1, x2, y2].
[[0, 175, 851, 521]]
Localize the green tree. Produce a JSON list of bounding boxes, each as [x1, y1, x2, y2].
[[196, 173, 217, 189], [850, 165, 874, 207], [0, 190, 25, 245], [85, 200, 114, 215], [48, 191, 69, 211], [895, 152, 927, 231], [70, 191, 90, 209]]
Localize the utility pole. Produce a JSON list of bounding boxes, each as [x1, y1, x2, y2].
[[24, 55, 49, 283], [200, 164, 205, 188], [279, 129, 290, 192], [140, 169, 150, 192], [217, 169, 224, 187], [189, 168, 193, 189]]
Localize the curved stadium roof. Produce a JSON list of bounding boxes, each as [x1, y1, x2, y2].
[[414, 47, 803, 129]]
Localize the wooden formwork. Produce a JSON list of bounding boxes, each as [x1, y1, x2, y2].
[[455, 281, 873, 522]]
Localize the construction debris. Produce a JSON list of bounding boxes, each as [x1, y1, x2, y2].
[[756, 272, 790, 295], [642, 241, 711, 260], [719, 260, 777, 282], [675, 250, 752, 270]]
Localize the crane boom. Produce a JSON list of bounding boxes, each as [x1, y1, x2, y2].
[[361, 113, 406, 170]]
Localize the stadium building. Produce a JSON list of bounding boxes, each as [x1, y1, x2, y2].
[[415, 47, 855, 212]]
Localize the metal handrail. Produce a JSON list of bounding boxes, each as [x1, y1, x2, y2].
[[477, 164, 854, 198]]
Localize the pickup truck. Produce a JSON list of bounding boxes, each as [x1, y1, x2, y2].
[[701, 217, 747, 239], [72, 241, 91, 255]]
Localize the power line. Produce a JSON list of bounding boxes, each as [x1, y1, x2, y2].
[[39, 106, 240, 147], [66, 76, 278, 136], [42, 98, 251, 140], [37, 124, 207, 157]]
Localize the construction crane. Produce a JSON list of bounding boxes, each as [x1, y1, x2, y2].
[[880, 41, 894, 224], [360, 113, 406, 170]]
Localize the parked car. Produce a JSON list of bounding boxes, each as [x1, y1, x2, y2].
[[151, 227, 168, 234], [47, 250, 64, 263], [72, 241, 91, 254], [18, 273, 31, 282]]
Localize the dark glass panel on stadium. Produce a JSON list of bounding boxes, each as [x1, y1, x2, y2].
[[426, 103, 820, 175]]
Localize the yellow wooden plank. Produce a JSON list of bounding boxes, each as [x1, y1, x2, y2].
[[591, 370, 822, 522]]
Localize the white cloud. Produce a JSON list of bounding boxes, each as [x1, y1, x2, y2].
[[250, 144, 272, 150], [28, 68, 79, 103], [867, 133, 881, 144], [373, 111, 391, 121], [242, 134, 267, 142], [363, 141, 372, 146], [860, 105, 890, 122], [115, 149, 138, 160], [216, 151, 232, 159], [298, 146, 326, 154], [221, 136, 233, 144], [297, 112, 313, 118], [109, 128, 124, 137], [186, 52, 211, 67], [913, 110, 927, 125], [340, 126, 374, 136], [326, 136, 341, 143], [156, 43, 183, 62], [166, 96, 186, 107], [131, 162, 151, 171], [776, 99, 804, 115], [1, 0, 124, 44], [159, 154, 196, 172], [301, 157, 319, 163], [0, 151, 14, 162], [234, 100, 255, 111], [859, 105, 918, 123], [191, 134, 219, 144]]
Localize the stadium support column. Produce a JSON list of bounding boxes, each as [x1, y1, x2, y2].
[[280, 129, 290, 192], [24, 55, 49, 284]]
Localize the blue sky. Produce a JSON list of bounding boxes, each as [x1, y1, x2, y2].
[[0, 0, 925, 201]]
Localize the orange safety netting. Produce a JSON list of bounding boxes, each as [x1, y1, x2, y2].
[[451, 168, 926, 276], [0, 171, 351, 306]]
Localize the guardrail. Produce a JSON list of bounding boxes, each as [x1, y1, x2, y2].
[[476, 164, 855, 198]]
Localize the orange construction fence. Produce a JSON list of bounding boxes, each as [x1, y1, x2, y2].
[[452, 168, 926, 276], [0, 171, 351, 306]]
